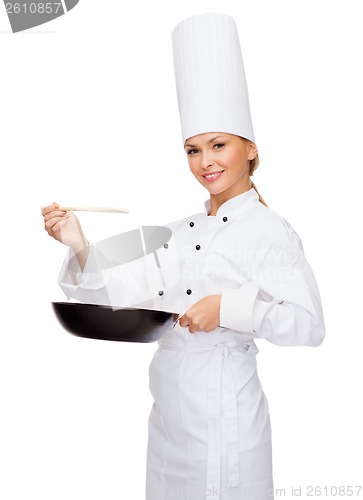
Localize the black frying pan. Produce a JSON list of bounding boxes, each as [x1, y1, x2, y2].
[[52, 225, 179, 342], [52, 302, 179, 343]]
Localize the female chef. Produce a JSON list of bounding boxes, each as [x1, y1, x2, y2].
[[42, 12, 325, 500]]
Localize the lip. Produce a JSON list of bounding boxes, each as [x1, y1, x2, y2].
[[202, 170, 225, 182]]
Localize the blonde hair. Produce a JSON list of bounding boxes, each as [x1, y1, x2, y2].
[[241, 137, 268, 207]]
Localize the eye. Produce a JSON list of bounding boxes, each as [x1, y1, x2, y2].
[[186, 148, 198, 155], [213, 143, 224, 150]]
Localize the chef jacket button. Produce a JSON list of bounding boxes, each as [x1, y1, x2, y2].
[[158, 290, 164, 296], [195, 244, 201, 250], [163, 243, 169, 249], [186, 289, 192, 295], [223, 216, 228, 222], [189, 222, 195, 227]]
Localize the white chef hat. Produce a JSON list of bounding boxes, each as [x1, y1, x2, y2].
[[172, 12, 255, 144]]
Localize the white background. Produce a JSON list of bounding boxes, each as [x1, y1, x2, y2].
[[1, 0, 362, 499]]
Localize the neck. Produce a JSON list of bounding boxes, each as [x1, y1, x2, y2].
[[208, 183, 252, 216]]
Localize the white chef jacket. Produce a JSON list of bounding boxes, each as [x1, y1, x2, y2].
[[58, 188, 325, 500]]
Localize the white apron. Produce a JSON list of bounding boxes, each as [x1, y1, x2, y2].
[[147, 330, 274, 500], [58, 188, 325, 500]]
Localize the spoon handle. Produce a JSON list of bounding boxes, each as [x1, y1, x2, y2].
[[58, 206, 130, 213]]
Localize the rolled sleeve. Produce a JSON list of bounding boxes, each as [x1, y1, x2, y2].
[[57, 245, 153, 307], [58, 245, 112, 302], [220, 282, 259, 333]]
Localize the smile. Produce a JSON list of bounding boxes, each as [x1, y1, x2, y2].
[[202, 171, 224, 181]]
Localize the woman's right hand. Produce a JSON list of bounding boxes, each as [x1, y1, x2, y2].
[[41, 202, 88, 252]]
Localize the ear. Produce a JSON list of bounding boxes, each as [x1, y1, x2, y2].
[[247, 141, 258, 160]]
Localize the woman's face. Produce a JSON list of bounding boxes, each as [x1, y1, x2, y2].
[[184, 132, 258, 199]]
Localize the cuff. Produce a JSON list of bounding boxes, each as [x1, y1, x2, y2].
[[220, 282, 259, 333]]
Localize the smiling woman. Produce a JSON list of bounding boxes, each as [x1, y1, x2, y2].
[[41, 11, 325, 500], [184, 132, 261, 215]]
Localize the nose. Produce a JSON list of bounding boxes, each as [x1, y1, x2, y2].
[[200, 151, 214, 170]]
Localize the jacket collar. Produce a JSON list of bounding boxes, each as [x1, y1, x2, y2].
[[204, 188, 260, 217]]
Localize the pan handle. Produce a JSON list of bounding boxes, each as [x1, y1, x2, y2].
[[172, 313, 182, 329]]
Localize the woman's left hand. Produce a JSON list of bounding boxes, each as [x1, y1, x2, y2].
[[179, 294, 221, 333]]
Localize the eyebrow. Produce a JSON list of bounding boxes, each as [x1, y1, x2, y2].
[[184, 135, 225, 148]]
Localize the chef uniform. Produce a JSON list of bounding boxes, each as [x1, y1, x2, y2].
[[58, 12, 325, 500]]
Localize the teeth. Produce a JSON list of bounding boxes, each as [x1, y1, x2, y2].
[[205, 172, 222, 179]]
